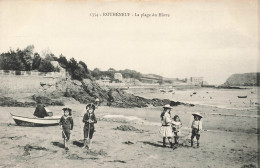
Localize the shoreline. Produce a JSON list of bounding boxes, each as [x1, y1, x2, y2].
[[0, 104, 258, 168]]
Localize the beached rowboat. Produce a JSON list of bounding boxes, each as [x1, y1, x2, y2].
[[237, 96, 247, 98], [10, 113, 60, 126]]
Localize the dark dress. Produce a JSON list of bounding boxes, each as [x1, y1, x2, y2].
[[82, 112, 97, 139], [34, 104, 49, 118], [59, 116, 74, 140]]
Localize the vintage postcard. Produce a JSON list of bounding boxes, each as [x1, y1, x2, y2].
[[0, 0, 259, 167]]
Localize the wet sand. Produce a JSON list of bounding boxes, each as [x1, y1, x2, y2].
[[0, 104, 258, 168]]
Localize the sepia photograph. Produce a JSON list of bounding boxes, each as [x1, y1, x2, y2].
[[0, 0, 259, 167]]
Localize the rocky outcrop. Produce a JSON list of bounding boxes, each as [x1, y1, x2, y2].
[[33, 79, 194, 108], [0, 96, 36, 107], [106, 89, 172, 108], [224, 73, 260, 86], [1, 78, 194, 108]]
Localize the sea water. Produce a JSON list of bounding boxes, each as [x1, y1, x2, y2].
[[128, 86, 259, 112], [102, 87, 259, 133]]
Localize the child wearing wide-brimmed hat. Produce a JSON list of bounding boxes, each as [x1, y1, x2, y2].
[[82, 103, 97, 149], [59, 108, 74, 150], [172, 115, 182, 145], [159, 104, 174, 148], [190, 112, 203, 148]]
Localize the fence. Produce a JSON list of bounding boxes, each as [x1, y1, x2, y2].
[[0, 70, 66, 78]]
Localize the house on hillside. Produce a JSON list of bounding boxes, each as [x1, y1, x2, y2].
[[96, 76, 111, 86], [102, 76, 111, 85], [124, 78, 141, 85], [140, 74, 161, 84], [140, 77, 158, 84], [190, 77, 203, 85], [114, 73, 123, 82]]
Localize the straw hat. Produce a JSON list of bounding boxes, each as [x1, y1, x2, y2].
[[192, 112, 203, 118], [163, 104, 172, 109]]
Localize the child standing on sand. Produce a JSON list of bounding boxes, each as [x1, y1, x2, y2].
[[172, 115, 182, 145], [95, 97, 100, 108], [159, 104, 174, 148], [190, 112, 203, 148], [82, 104, 97, 150], [59, 108, 74, 150]]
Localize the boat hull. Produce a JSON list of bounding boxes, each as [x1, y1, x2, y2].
[[11, 114, 60, 127], [238, 96, 247, 98]]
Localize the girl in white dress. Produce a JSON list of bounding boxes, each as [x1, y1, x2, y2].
[[159, 104, 174, 148]]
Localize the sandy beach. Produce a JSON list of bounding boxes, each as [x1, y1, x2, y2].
[[1, 0, 259, 167], [0, 102, 258, 168]]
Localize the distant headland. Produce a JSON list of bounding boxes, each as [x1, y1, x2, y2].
[[223, 73, 260, 87]]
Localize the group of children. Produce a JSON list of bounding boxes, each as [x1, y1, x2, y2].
[[59, 103, 97, 150], [160, 104, 202, 148], [59, 103, 202, 150]]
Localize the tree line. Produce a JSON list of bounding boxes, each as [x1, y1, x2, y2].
[[0, 45, 155, 82], [0, 45, 90, 81], [91, 68, 142, 82]]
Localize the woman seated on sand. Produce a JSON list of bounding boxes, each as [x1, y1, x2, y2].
[[159, 104, 174, 148]]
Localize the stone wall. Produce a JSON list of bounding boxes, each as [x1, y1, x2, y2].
[[0, 70, 66, 78], [0, 75, 60, 94]]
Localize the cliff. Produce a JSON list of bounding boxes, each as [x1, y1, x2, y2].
[[224, 73, 260, 86]]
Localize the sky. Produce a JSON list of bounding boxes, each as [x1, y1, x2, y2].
[[0, 0, 258, 84]]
